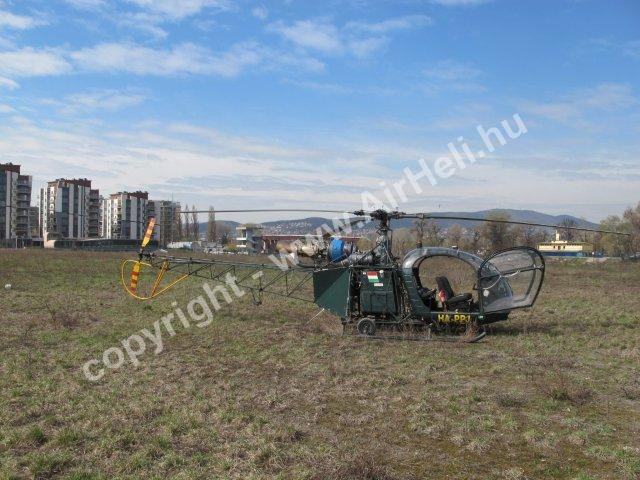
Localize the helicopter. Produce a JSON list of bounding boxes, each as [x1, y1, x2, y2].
[[121, 208, 629, 342]]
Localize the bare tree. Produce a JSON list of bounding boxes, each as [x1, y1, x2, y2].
[[217, 222, 232, 245], [445, 224, 464, 247], [513, 225, 545, 248], [206, 205, 216, 242], [411, 219, 442, 247], [623, 201, 640, 253], [357, 235, 375, 251], [600, 215, 629, 256], [558, 217, 578, 242], [184, 204, 191, 241], [464, 227, 482, 253], [480, 212, 512, 253], [411, 218, 427, 248], [173, 204, 183, 242], [192, 207, 199, 241]]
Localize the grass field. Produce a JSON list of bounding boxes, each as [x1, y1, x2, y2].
[[1, 250, 639, 480]]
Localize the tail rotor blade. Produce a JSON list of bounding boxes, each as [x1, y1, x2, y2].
[[130, 261, 141, 292], [141, 217, 156, 248]]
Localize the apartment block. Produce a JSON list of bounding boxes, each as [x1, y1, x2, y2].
[[236, 224, 263, 253], [0, 163, 20, 240], [28, 206, 40, 239], [102, 191, 149, 240], [40, 178, 93, 241], [147, 199, 181, 246], [16, 174, 33, 238], [88, 189, 102, 238]]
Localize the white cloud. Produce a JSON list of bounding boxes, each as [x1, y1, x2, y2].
[[269, 16, 431, 59], [64, 0, 231, 39], [60, 90, 146, 113], [125, 0, 231, 20], [0, 40, 322, 83], [521, 83, 638, 126], [269, 20, 342, 54], [70, 41, 322, 77], [0, 47, 71, 77], [623, 40, 640, 59], [1, 113, 635, 221], [0, 103, 14, 113], [421, 60, 484, 93], [345, 15, 432, 34], [423, 60, 481, 81], [0, 10, 42, 29], [70, 42, 245, 76], [251, 5, 268, 20], [116, 12, 169, 39], [63, 0, 107, 9], [578, 83, 636, 110], [348, 36, 389, 58], [285, 79, 354, 94], [589, 38, 640, 61], [0, 116, 394, 211], [0, 75, 18, 89]]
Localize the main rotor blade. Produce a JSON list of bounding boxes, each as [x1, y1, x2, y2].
[[320, 216, 369, 238], [180, 208, 352, 215], [403, 213, 631, 236]]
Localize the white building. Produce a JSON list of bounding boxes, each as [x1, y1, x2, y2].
[[147, 199, 180, 246], [236, 224, 263, 253], [537, 231, 595, 258], [40, 178, 93, 241], [102, 191, 149, 240]]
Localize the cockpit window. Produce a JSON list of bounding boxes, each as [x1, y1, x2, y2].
[[417, 255, 478, 302], [479, 248, 545, 313]]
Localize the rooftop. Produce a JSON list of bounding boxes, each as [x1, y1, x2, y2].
[[48, 178, 92, 188], [0, 163, 20, 174]]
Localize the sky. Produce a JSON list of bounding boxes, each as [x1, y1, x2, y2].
[[0, 0, 638, 223]]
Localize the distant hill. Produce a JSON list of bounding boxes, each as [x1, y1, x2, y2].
[[198, 209, 598, 236], [389, 209, 599, 230]]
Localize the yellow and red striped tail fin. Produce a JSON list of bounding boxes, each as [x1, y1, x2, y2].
[[130, 261, 141, 292], [141, 217, 156, 248]]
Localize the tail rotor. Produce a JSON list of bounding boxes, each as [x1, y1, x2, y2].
[[123, 217, 156, 297]]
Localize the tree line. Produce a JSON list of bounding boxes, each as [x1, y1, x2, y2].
[[378, 202, 640, 257], [171, 205, 233, 244]]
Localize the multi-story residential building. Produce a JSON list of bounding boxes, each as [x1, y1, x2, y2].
[[40, 178, 93, 241], [16, 174, 32, 239], [236, 224, 263, 253], [0, 163, 20, 240], [147, 199, 180, 246], [88, 189, 101, 238], [102, 191, 149, 240], [28, 206, 40, 239]]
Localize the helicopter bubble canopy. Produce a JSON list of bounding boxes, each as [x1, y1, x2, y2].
[[478, 247, 545, 314]]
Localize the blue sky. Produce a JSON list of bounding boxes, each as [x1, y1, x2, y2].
[[0, 0, 638, 222]]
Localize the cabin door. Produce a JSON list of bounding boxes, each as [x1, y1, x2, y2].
[[478, 247, 546, 314]]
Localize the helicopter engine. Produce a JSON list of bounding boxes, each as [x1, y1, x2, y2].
[[276, 237, 354, 263], [327, 237, 354, 262]]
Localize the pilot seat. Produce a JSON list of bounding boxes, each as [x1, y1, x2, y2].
[[435, 276, 473, 310]]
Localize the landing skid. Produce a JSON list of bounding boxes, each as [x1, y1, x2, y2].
[[342, 324, 487, 343]]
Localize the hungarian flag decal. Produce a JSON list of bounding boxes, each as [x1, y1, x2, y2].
[[366, 271, 379, 283]]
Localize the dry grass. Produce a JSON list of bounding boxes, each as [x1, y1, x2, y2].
[[0, 250, 639, 479]]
